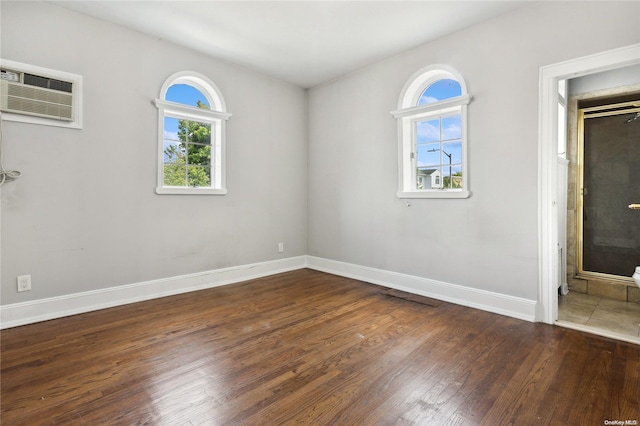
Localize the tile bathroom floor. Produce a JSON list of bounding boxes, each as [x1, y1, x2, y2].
[[558, 291, 640, 340]]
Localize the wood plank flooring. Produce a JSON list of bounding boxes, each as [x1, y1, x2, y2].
[[1, 269, 639, 425]]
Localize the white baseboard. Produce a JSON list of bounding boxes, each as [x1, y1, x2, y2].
[[306, 256, 537, 322], [1, 255, 538, 329], [0, 256, 307, 329]]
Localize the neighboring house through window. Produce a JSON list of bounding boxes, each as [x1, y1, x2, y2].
[[155, 71, 231, 195], [392, 65, 471, 198]]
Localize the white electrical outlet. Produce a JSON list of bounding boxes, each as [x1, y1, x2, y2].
[[278, 242, 284, 253], [17, 275, 32, 292]]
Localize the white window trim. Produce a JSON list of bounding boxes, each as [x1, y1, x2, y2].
[[155, 72, 231, 195], [392, 65, 471, 199]]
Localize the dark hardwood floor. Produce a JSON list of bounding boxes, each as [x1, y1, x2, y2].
[[1, 269, 638, 425]]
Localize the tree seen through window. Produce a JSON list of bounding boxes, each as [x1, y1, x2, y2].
[[163, 90, 213, 187]]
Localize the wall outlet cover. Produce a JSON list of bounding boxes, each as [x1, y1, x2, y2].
[[17, 275, 31, 292]]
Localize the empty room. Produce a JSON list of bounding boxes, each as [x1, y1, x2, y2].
[[1, 1, 639, 424]]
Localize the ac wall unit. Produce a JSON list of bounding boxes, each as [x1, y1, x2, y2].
[[0, 59, 82, 129]]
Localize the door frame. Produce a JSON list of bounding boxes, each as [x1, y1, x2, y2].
[[537, 43, 640, 324]]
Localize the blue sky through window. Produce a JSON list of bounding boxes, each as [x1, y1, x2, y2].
[[416, 115, 461, 143], [417, 79, 462, 105], [166, 84, 210, 108]]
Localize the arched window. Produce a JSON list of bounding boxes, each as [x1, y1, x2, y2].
[[392, 65, 471, 198], [155, 72, 231, 195]]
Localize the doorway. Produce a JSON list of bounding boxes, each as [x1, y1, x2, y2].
[[538, 43, 640, 329]]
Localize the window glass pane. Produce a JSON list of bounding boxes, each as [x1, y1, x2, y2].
[[417, 79, 462, 105], [164, 116, 180, 142], [442, 165, 463, 189], [187, 165, 211, 187], [187, 144, 211, 168], [165, 84, 210, 108], [163, 116, 183, 166], [164, 116, 213, 188], [416, 168, 442, 190], [164, 164, 187, 186], [184, 121, 212, 145], [416, 119, 440, 143], [416, 144, 440, 167], [442, 140, 462, 165], [442, 114, 462, 140], [163, 140, 185, 164]]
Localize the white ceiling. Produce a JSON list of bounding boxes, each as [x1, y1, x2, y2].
[[52, 1, 528, 88]]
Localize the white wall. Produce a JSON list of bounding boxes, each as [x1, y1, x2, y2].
[[1, 2, 308, 305], [2, 1, 638, 317], [307, 1, 640, 301], [569, 64, 640, 95]]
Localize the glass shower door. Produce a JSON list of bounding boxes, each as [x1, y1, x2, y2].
[[579, 101, 640, 279]]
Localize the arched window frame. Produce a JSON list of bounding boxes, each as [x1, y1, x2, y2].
[[154, 71, 231, 195], [391, 65, 472, 198]]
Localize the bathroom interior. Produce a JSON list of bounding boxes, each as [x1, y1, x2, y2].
[[557, 65, 640, 343]]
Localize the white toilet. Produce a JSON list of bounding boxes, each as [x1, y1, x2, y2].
[[634, 266, 640, 289]]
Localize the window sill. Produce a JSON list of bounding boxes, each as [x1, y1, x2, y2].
[[156, 187, 228, 195], [397, 190, 470, 199]]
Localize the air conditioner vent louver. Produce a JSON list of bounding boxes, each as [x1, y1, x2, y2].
[[1, 80, 73, 121], [23, 73, 73, 93], [7, 82, 73, 107]]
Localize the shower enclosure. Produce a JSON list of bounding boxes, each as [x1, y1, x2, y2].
[[577, 95, 640, 281]]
